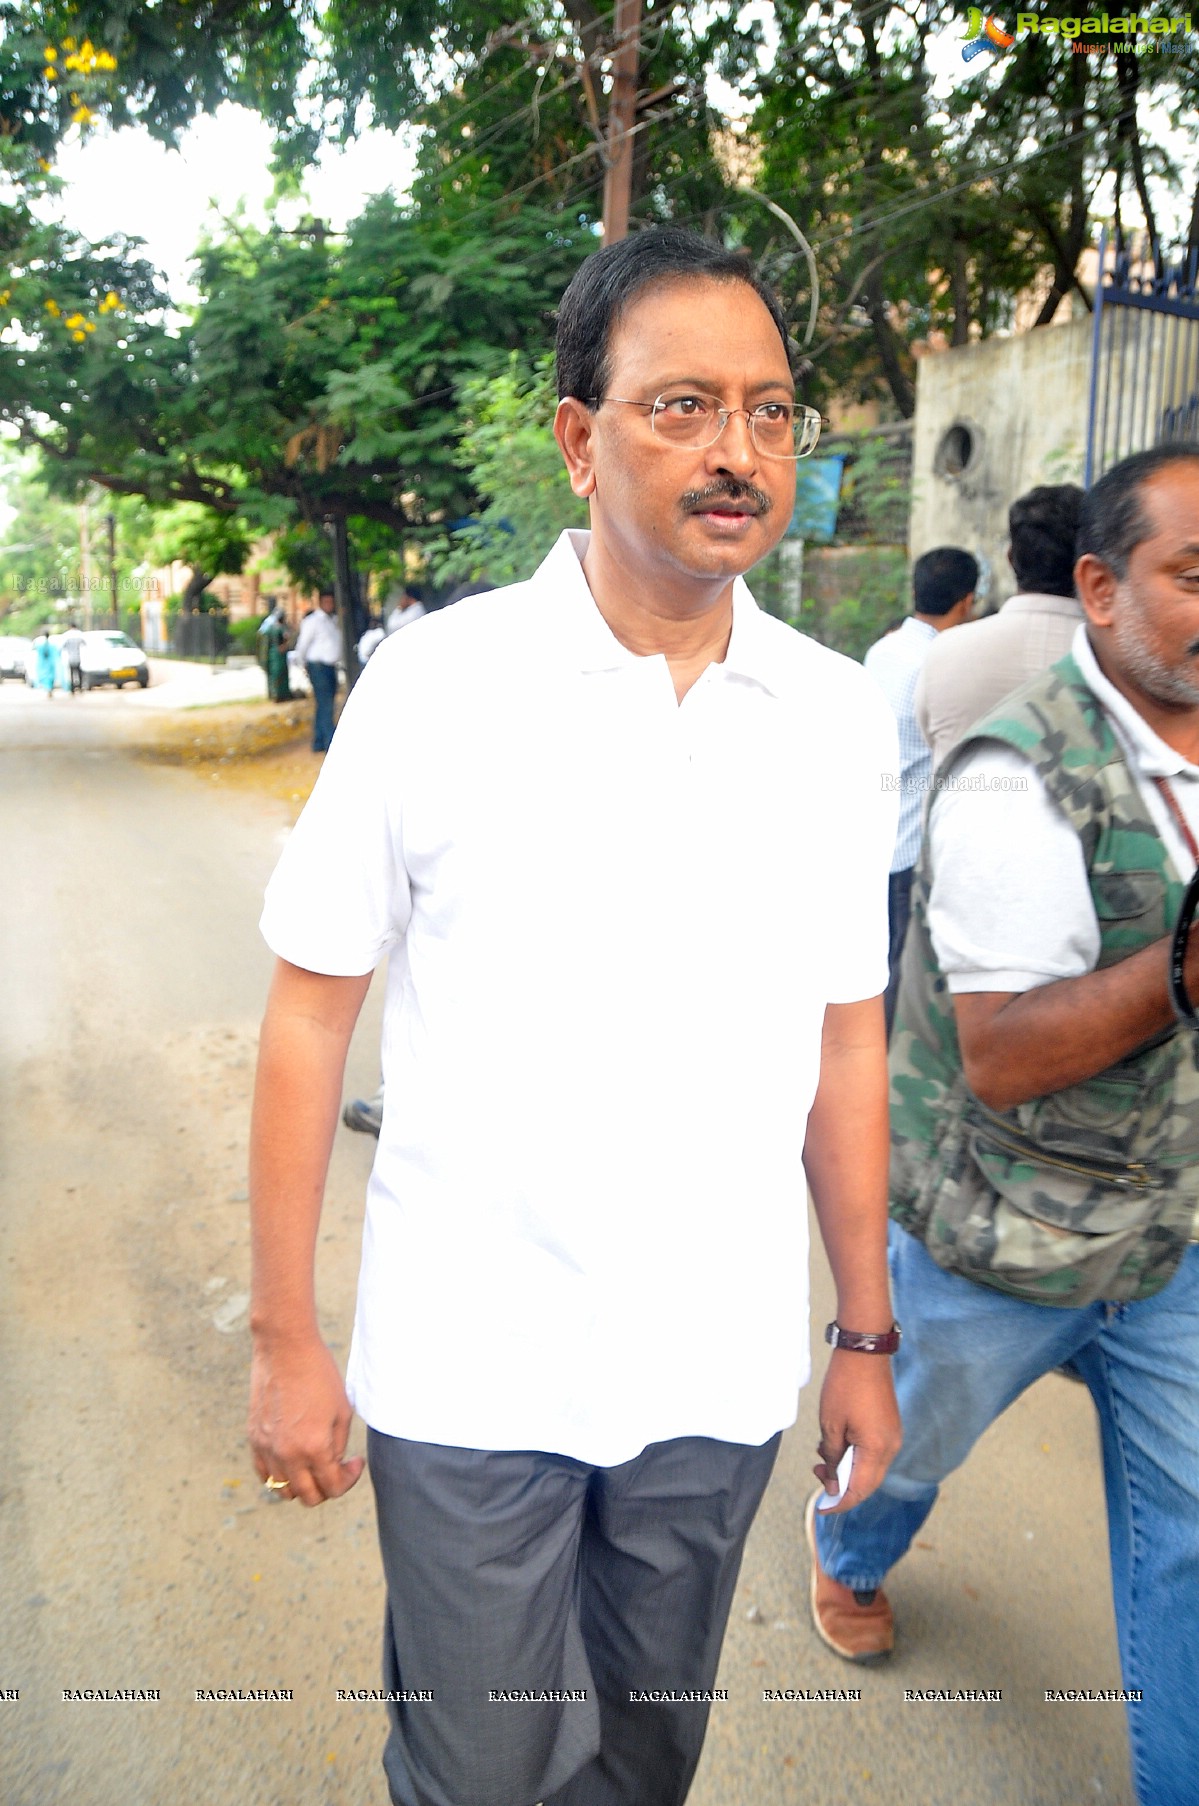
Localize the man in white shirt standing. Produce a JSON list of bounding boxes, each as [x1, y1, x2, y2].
[[248, 228, 902, 1806], [384, 585, 427, 635], [915, 483, 1085, 770], [292, 589, 342, 752], [862, 549, 977, 1034], [59, 621, 85, 695], [808, 445, 1199, 1806]]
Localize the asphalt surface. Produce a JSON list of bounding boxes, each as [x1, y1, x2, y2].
[[0, 678, 1135, 1806]]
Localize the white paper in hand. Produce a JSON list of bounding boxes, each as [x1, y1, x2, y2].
[[816, 1445, 855, 1512]]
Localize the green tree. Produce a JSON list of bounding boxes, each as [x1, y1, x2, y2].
[[146, 503, 253, 612], [0, 198, 592, 559], [430, 353, 587, 587], [0, 448, 155, 626], [750, 2, 1198, 417]]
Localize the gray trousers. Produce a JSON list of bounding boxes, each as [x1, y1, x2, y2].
[[368, 1428, 781, 1806]]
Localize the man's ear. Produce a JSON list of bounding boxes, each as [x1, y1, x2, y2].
[[1074, 553, 1119, 629], [554, 398, 598, 499]]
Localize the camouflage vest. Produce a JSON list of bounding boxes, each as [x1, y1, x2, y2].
[[889, 652, 1199, 1306]]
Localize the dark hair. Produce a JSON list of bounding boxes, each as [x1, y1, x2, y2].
[[1078, 443, 1199, 577], [1008, 484, 1084, 595], [912, 546, 979, 616], [555, 228, 792, 405]]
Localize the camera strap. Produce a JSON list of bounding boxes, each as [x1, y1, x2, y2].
[[1155, 776, 1199, 1028]]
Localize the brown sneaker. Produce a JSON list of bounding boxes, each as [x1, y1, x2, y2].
[[804, 1490, 894, 1663]]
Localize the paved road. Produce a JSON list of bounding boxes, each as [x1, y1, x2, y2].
[[0, 684, 1134, 1806]]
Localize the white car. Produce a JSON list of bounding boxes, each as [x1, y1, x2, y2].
[[0, 637, 32, 680], [79, 630, 149, 690]]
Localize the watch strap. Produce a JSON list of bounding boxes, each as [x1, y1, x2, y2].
[[825, 1320, 901, 1355]]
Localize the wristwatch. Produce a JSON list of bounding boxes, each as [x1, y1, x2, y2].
[[824, 1320, 902, 1355]]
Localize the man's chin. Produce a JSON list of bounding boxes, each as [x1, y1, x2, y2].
[[676, 517, 782, 578]]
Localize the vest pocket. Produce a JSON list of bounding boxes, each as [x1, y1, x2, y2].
[[913, 1116, 1190, 1307]]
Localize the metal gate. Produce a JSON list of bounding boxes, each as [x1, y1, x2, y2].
[[1084, 230, 1199, 487]]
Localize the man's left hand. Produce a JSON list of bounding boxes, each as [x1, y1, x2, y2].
[[813, 1349, 902, 1513]]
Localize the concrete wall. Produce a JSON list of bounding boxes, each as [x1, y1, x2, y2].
[[908, 316, 1091, 607]]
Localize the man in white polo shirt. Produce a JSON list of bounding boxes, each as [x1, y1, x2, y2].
[[293, 589, 342, 751], [248, 228, 901, 1806]]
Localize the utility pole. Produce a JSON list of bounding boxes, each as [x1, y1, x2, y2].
[[106, 512, 118, 627], [78, 500, 92, 628], [601, 0, 641, 243]]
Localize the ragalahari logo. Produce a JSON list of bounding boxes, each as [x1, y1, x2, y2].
[[962, 8, 1017, 56]]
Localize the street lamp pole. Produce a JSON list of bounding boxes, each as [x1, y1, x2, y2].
[[106, 512, 118, 627]]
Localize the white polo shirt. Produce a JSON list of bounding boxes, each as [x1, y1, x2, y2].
[[261, 530, 899, 1467], [929, 625, 1199, 994], [294, 607, 341, 666]]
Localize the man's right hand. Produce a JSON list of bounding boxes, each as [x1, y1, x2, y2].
[[247, 1332, 365, 1507]]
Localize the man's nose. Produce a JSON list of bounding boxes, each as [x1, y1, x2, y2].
[[706, 409, 759, 477]]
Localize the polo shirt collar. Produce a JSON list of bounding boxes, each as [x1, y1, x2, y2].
[[1074, 623, 1199, 780], [540, 529, 784, 696]]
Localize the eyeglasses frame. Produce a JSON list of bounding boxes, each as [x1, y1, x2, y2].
[[584, 391, 823, 461]]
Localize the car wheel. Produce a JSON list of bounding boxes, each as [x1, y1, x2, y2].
[[137, 670, 149, 688]]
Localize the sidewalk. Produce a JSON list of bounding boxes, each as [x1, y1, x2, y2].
[[128, 657, 269, 709]]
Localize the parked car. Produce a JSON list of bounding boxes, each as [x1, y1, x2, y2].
[[79, 630, 149, 690], [0, 636, 32, 681]]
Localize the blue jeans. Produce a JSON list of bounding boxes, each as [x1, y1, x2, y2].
[[816, 1222, 1199, 1806], [307, 659, 338, 752]]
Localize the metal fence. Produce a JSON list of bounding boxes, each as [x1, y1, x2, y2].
[[168, 612, 231, 661], [1085, 232, 1199, 486]]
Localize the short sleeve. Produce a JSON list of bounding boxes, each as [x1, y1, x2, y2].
[[927, 742, 1099, 994], [259, 650, 413, 975], [818, 669, 900, 1005]]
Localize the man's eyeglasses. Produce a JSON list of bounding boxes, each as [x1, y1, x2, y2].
[[588, 391, 822, 460]]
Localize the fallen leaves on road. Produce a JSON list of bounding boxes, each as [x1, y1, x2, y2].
[[128, 700, 324, 817]]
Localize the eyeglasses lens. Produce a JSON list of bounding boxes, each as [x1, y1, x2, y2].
[[650, 395, 820, 460]]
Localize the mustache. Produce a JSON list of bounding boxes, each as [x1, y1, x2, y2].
[[680, 481, 772, 516]]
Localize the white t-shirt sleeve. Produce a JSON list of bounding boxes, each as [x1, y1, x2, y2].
[[260, 649, 412, 975], [820, 668, 900, 1004], [927, 742, 1099, 994]]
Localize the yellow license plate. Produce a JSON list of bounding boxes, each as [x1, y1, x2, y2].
[[111, 667, 136, 679]]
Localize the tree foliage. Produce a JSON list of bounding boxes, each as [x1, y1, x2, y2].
[[430, 353, 587, 587], [2, 0, 1198, 614], [751, 1, 1198, 417], [0, 198, 593, 565]]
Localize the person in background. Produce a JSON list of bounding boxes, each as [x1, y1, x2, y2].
[[384, 584, 426, 634], [356, 615, 386, 665], [862, 547, 978, 1035], [915, 483, 1086, 770], [33, 631, 59, 699], [258, 603, 293, 704], [293, 590, 340, 752], [807, 443, 1199, 1806], [59, 621, 85, 695]]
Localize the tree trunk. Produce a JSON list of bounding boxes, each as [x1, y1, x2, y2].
[[181, 568, 211, 614], [1115, 54, 1160, 271], [864, 264, 915, 418], [951, 242, 971, 348]]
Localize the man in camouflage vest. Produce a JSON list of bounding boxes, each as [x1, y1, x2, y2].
[[807, 445, 1199, 1806]]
